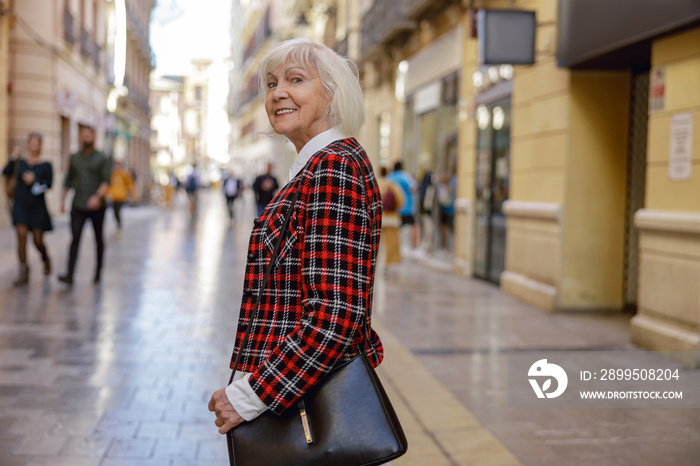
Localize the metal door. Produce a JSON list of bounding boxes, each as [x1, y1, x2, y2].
[[623, 70, 649, 311], [474, 100, 511, 283]]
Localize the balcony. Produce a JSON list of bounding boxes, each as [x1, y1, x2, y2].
[[63, 9, 75, 44], [126, 4, 152, 62], [80, 28, 92, 59], [122, 77, 152, 117], [404, 0, 460, 20], [360, 0, 416, 61]]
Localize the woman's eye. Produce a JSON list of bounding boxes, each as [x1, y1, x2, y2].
[[267, 82, 277, 89], [292, 77, 302, 83]]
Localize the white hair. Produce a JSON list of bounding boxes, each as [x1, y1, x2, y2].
[[259, 38, 365, 135]]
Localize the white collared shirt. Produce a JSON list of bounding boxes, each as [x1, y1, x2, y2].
[[287, 127, 350, 182], [225, 127, 351, 422]]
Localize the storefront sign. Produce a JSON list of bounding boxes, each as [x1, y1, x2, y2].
[[404, 25, 462, 95], [56, 90, 77, 116], [669, 112, 693, 180], [413, 81, 442, 115], [649, 67, 665, 112]]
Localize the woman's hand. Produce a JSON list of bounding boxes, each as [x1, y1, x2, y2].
[[21, 171, 36, 185], [208, 388, 245, 434]]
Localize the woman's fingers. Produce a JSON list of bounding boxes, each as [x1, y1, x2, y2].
[[209, 389, 244, 434]]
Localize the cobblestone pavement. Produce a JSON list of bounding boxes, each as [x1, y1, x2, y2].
[[0, 190, 699, 466]]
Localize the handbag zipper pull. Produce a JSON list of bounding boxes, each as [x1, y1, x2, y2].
[[298, 400, 314, 445]]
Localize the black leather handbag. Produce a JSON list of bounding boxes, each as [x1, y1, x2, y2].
[[226, 180, 408, 466]]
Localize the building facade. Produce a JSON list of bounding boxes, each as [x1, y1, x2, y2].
[[179, 58, 230, 185], [358, 0, 468, 265], [354, 0, 700, 365], [0, 2, 13, 226], [226, 0, 700, 363], [149, 74, 185, 187], [106, 0, 155, 199], [229, 0, 315, 186], [549, 0, 700, 365], [3, 0, 110, 225], [0, 0, 154, 225]]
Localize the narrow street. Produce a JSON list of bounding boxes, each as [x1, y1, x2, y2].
[[0, 189, 699, 465]]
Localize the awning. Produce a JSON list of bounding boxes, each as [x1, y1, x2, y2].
[[557, 0, 700, 69]]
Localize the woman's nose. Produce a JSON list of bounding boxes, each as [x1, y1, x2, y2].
[[271, 83, 288, 99]]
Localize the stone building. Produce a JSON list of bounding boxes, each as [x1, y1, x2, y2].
[[0, 0, 154, 222], [106, 0, 156, 198], [353, 0, 700, 365]]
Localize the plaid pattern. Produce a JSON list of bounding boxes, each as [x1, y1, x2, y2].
[[230, 138, 384, 414]]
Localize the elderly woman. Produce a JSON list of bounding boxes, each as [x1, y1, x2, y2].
[[2, 132, 53, 285], [209, 38, 383, 433]]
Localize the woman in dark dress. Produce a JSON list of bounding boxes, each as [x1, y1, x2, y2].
[[2, 132, 53, 285]]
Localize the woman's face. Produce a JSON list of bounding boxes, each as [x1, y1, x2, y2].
[[265, 61, 332, 152], [28, 136, 42, 154]]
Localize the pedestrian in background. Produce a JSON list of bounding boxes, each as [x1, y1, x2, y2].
[[388, 161, 419, 253], [252, 162, 278, 216], [184, 164, 201, 220], [58, 127, 111, 285], [107, 160, 139, 237], [437, 171, 456, 249], [209, 38, 385, 439], [222, 171, 242, 220], [2, 132, 53, 286], [378, 165, 403, 269]]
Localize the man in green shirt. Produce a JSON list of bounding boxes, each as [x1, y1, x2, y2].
[[58, 127, 111, 284]]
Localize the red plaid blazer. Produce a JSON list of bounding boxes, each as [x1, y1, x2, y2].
[[230, 137, 384, 414]]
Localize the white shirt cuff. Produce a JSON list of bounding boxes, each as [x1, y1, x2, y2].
[[225, 372, 269, 422]]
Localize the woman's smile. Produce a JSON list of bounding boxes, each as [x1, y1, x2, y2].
[[265, 63, 331, 152]]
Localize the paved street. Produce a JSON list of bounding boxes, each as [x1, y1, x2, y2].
[[1, 189, 699, 466]]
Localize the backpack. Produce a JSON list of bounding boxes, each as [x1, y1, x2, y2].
[[383, 185, 398, 212]]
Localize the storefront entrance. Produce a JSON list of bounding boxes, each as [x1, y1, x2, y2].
[[623, 69, 649, 312], [474, 100, 511, 283], [402, 72, 460, 261]]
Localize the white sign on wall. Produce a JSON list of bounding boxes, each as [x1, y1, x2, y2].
[[668, 112, 694, 181], [413, 81, 442, 115], [649, 67, 665, 112]]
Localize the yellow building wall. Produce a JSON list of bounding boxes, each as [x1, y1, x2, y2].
[[631, 26, 700, 367], [454, 23, 477, 274], [357, 60, 395, 172], [499, 0, 569, 309], [501, 0, 632, 311], [645, 27, 700, 212], [509, 0, 566, 204], [559, 72, 630, 309]]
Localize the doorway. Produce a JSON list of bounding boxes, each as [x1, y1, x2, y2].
[[623, 69, 649, 312], [473, 100, 511, 283]]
